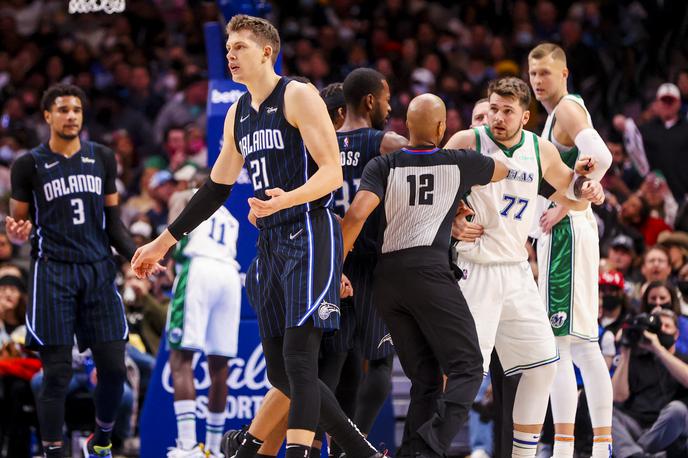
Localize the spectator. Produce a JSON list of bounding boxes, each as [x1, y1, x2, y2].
[[606, 235, 642, 297], [616, 83, 688, 204], [598, 270, 630, 369], [145, 169, 176, 237], [153, 72, 207, 144], [641, 280, 688, 356], [657, 231, 688, 280], [126, 64, 165, 121], [611, 309, 688, 457], [601, 139, 643, 203], [622, 193, 670, 248], [640, 172, 678, 228]]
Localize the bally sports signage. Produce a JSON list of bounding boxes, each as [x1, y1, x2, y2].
[[140, 321, 268, 457]]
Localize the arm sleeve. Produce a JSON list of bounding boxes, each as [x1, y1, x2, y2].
[[358, 156, 389, 200], [167, 177, 232, 240], [452, 149, 495, 194], [105, 205, 137, 260], [539, 181, 556, 199], [573, 128, 613, 182], [10, 154, 36, 202], [99, 146, 118, 195]]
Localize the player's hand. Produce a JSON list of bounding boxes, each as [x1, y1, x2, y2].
[[452, 204, 483, 242], [5, 216, 32, 244], [580, 180, 605, 205], [131, 231, 176, 279], [539, 206, 568, 234], [340, 274, 353, 298], [248, 188, 294, 218], [574, 156, 596, 176]]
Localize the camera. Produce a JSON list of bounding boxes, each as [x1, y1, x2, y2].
[[620, 312, 662, 348]]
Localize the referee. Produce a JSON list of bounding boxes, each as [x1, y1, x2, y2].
[[340, 94, 507, 458]]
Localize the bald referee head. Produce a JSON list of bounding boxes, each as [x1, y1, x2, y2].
[[406, 93, 447, 147]]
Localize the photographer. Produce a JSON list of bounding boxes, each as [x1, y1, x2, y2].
[[611, 309, 688, 457]]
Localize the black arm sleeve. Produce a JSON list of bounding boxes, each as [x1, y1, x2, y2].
[[539, 181, 556, 199], [451, 149, 495, 195], [358, 156, 389, 200], [10, 154, 36, 202], [99, 146, 118, 195], [167, 178, 233, 241], [105, 205, 137, 260]]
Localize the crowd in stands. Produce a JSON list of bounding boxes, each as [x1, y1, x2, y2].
[[1, 0, 688, 456]]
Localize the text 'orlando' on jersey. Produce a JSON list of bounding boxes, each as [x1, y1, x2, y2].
[[334, 128, 385, 255], [10, 141, 118, 263], [358, 146, 495, 258], [233, 77, 333, 229]]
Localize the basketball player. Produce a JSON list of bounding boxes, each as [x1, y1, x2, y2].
[[165, 170, 242, 458], [327, 67, 408, 456], [446, 77, 604, 458], [320, 83, 346, 130], [6, 83, 157, 458], [528, 43, 613, 458], [131, 15, 383, 458], [341, 93, 508, 458]]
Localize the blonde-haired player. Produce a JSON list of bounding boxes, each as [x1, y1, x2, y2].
[[447, 76, 604, 458], [528, 43, 613, 458]]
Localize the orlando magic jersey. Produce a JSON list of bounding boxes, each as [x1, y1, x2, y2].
[[233, 77, 333, 229], [11, 141, 117, 263], [334, 128, 385, 255]]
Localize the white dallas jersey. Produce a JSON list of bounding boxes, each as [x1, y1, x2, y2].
[[531, 94, 594, 237], [457, 126, 542, 264], [181, 206, 240, 269]]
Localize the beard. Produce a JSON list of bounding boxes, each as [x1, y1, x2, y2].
[[491, 124, 521, 142], [56, 129, 80, 141]]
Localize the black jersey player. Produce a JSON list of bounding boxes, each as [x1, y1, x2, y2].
[[131, 15, 385, 458], [7, 84, 155, 458]]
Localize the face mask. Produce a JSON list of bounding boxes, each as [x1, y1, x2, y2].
[[602, 295, 622, 311], [515, 31, 533, 46], [656, 302, 673, 310], [122, 285, 136, 305], [677, 280, 688, 297], [658, 331, 676, 349]]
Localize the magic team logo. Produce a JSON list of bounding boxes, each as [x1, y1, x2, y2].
[[550, 311, 568, 329], [343, 137, 349, 148], [377, 333, 393, 349], [318, 301, 340, 320]]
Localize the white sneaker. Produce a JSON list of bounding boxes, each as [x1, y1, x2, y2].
[[166, 443, 210, 458]]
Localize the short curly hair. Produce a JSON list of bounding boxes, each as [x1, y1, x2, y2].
[[487, 77, 531, 109], [226, 14, 280, 63], [41, 83, 87, 112]]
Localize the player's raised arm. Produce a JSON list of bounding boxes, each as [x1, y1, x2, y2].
[[540, 138, 604, 207], [553, 99, 612, 182], [131, 104, 244, 278], [380, 131, 408, 155]]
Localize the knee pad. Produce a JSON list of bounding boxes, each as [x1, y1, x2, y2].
[[91, 341, 126, 383], [40, 347, 73, 399], [261, 337, 290, 394]]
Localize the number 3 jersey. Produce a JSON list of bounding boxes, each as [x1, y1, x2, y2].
[[359, 146, 494, 257], [457, 126, 542, 264], [10, 141, 117, 263]]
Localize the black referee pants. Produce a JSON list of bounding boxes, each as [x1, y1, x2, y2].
[[374, 253, 483, 457]]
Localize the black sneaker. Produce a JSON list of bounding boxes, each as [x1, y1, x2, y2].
[[221, 425, 248, 458]]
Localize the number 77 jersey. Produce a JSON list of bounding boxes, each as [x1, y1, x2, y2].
[[457, 126, 543, 264]]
